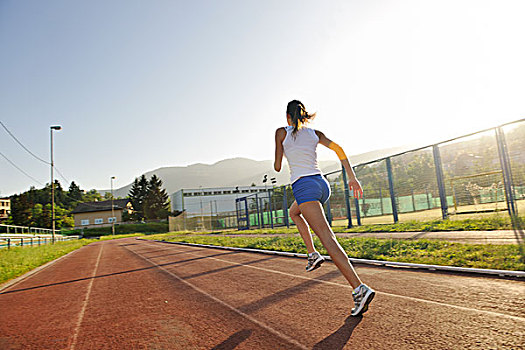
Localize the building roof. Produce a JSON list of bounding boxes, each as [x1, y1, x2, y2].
[[72, 199, 131, 214]]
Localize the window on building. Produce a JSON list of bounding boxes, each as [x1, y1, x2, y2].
[[81, 219, 89, 225], [108, 217, 116, 223], [214, 191, 221, 195], [223, 190, 231, 194], [94, 218, 103, 224], [242, 190, 249, 193]]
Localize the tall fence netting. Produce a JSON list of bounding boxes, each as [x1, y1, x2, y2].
[[169, 119, 524, 232], [439, 130, 507, 217]]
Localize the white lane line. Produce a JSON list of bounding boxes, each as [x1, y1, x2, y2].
[[70, 244, 104, 350], [142, 241, 525, 323], [125, 244, 308, 350]]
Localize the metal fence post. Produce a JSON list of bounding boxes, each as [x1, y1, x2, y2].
[[341, 166, 354, 228], [255, 193, 261, 228], [324, 198, 333, 226], [379, 188, 384, 215], [354, 198, 362, 226], [282, 185, 290, 228], [259, 197, 265, 227], [495, 127, 517, 217], [235, 199, 241, 230], [7, 238, 10, 249], [244, 199, 250, 229], [269, 190, 274, 229], [386, 157, 399, 223], [432, 145, 448, 219]]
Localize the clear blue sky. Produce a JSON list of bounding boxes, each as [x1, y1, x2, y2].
[[1, 0, 524, 196]]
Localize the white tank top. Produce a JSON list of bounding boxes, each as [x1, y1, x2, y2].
[[282, 125, 322, 183]]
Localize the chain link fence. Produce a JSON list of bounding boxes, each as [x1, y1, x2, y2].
[[321, 119, 524, 227], [170, 119, 524, 231]]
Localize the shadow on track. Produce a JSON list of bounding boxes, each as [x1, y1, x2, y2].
[[313, 315, 363, 350], [145, 249, 207, 259], [0, 250, 239, 295], [182, 256, 277, 280], [211, 329, 253, 350], [238, 270, 341, 314]]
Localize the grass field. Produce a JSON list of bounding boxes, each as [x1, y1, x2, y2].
[[145, 233, 525, 271], [331, 198, 525, 226], [191, 215, 523, 235]]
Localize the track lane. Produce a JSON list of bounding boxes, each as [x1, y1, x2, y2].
[[0, 242, 104, 349], [69, 239, 303, 350], [130, 239, 525, 349], [1, 238, 523, 349]]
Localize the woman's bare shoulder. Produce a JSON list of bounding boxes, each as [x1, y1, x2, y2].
[[275, 127, 287, 137]]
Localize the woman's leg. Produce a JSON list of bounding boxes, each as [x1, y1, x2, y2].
[[298, 200, 362, 289], [289, 201, 316, 254]]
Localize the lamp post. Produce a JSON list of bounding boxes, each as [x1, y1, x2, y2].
[[50, 125, 62, 243], [111, 176, 116, 235]]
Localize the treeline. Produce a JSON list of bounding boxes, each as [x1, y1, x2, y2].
[[6, 174, 172, 229], [6, 181, 103, 229]]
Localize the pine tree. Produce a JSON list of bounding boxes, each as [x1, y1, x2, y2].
[[67, 181, 83, 209], [68, 181, 83, 201], [128, 175, 149, 220], [144, 175, 170, 220]]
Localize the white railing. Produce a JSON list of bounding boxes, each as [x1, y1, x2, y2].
[[0, 224, 60, 234], [0, 225, 80, 249]]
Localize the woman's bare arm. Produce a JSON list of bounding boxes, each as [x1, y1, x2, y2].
[[274, 127, 286, 172], [316, 130, 363, 199]]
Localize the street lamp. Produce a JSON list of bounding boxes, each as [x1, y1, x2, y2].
[[50, 125, 62, 243], [111, 176, 116, 235]]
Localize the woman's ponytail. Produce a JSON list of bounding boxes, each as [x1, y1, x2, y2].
[[286, 100, 316, 138]]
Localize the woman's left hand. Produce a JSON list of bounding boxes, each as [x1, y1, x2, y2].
[[348, 178, 363, 199]]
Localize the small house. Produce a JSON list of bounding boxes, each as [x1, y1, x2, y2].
[[72, 199, 133, 228]]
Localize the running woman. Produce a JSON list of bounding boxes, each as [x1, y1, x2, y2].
[[274, 100, 375, 316]]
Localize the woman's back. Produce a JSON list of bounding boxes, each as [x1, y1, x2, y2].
[[283, 125, 321, 183]]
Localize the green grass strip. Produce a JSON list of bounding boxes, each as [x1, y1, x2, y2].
[[180, 216, 524, 235], [0, 239, 94, 285], [146, 233, 525, 272]]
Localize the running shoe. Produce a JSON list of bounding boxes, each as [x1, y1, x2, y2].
[[351, 284, 375, 316], [306, 252, 325, 272]]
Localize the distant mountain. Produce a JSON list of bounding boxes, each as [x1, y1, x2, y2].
[[105, 146, 409, 197]]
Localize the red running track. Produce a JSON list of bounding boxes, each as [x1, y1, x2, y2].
[[0, 238, 524, 349]]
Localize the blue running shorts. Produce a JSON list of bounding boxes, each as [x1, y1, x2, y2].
[[292, 174, 331, 205]]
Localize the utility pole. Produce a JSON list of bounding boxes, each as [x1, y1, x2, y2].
[[111, 176, 116, 235], [50, 125, 61, 243]]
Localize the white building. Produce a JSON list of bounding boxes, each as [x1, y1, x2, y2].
[[171, 186, 270, 216]]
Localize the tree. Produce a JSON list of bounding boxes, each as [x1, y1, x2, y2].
[[68, 181, 83, 200], [144, 175, 170, 220], [129, 175, 149, 220], [83, 189, 102, 202]]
